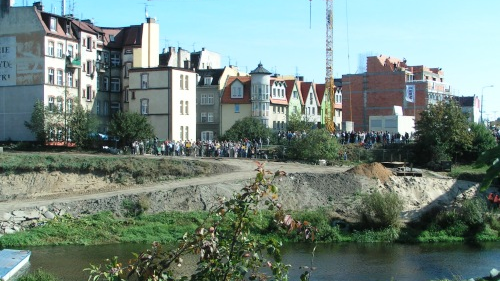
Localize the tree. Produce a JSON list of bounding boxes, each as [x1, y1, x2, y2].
[[286, 128, 340, 162], [287, 111, 311, 133], [87, 164, 316, 281], [413, 100, 473, 164], [108, 111, 155, 147], [476, 145, 500, 191], [221, 117, 272, 141], [68, 103, 99, 149], [24, 100, 47, 143]]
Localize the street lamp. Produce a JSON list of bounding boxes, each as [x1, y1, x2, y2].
[[481, 85, 494, 124]]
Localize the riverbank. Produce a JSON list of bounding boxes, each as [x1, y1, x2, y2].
[[1, 152, 498, 245]]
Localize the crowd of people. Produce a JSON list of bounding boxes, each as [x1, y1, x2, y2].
[[130, 138, 272, 159]]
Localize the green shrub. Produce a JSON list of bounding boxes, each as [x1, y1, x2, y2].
[[357, 191, 403, 229], [18, 269, 60, 281], [460, 198, 487, 227]]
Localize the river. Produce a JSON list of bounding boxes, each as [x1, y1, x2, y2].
[[22, 242, 500, 280]]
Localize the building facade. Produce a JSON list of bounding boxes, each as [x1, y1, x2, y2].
[[129, 66, 197, 141], [342, 55, 451, 131]]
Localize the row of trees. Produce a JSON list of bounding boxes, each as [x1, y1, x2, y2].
[[25, 100, 155, 149]]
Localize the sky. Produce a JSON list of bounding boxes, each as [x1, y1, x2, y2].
[[16, 0, 500, 120]]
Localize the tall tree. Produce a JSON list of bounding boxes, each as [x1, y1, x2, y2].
[[24, 100, 47, 143], [68, 103, 99, 149], [221, 116, 272, 141], [414, 100, 473, 164], [108, 111, 155, 147]]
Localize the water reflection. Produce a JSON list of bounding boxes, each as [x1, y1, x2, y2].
[[22, 242, 500, 281]]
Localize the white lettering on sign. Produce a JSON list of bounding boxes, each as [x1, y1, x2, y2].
[[0, 36, 16, 86]]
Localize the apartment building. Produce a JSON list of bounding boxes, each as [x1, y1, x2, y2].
[[342, 55, 451, 131], [0, 2, 159, 141], [300, 82, 321, 127], [128, 66, 196, 141], [196, 66, 239, 141]]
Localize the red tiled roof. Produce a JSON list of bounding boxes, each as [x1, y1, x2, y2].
[[316, 84, 325, 103], [300, 82, 311, 102], [221, 76, 252, 104]]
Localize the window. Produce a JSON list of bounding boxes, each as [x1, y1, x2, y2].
[[56, 69, 63, 85], [180, 126, 184, 140], [48, 96, 55, 112], [50, 17, 57, 31], [273, 105, 276, 113], [125, 62, 132, 78], [310, 96, 313, 105], [185, 126, 189, 140], [111, 102, 120, 115], [141, 73, 148, 89], [48, 68, 54, 84], [56, 97, 63, 112], [111, 52, 121, 67], [86, 86, 92, 101], [110, 35, 115, 42], [57, 43, 63, 58], [185, 75, 189, 90], [180, 75, 184, 90], [103, 77, 109, 91], [201, 131, 214, 141], [96, 101, 100, 115], [293, 90, 298, 98], [48, 41, 54, 56], [185, 101, 189, 115], [200, 93, 214, 105], [124, 88, 129, 102], [86, 37, 92, 51], [141, 99, 149, 115], [201, 112, 207, 123], [234, 104, 240, 113], [103, 52, 109, 64], [111, 78, 120, 92], [273, 88, 276, 97], [66, 99, 73, 114], [180, 100, 184, 114], [204, 76, 212, 85], [104, 101, 109, 116], [67, 45, 73, 58], [207, 112, 214, 123], [86, 60, 92, 76], [312, 107, 315, 115], [231, 85, 243, 98]]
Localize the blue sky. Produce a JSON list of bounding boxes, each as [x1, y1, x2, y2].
[[21, 0, 500, 120]]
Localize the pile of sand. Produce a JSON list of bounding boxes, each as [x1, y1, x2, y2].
[[346, 162, 394, 183]]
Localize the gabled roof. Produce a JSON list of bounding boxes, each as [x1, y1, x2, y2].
[[197, 68, 225, 86], [316, 84, 326, 104], [36, 9, 77, 40], [221, 76, 252, 104], [284, 79, 304, 105], [301, 82, 319, 106]]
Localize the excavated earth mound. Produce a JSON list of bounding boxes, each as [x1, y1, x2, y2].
[[346, 162, 394, 183]]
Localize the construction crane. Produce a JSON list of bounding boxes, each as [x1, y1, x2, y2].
[[324, 0, 336, 133], [311, 0, 335, 133]]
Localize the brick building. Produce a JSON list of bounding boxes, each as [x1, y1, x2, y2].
[[342, 55, 452, 132]]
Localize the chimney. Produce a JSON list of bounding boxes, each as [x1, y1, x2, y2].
[[147, 17, 155, 23], [33, 1, 43, 11], [183, 59, 190, 69]]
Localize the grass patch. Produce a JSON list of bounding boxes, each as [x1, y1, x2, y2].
[[0, 152, 233, 184], [448, 164, 488, 182], [18, 269, 61, 281]]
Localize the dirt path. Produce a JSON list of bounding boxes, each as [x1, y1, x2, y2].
[[0, 157, 350, 215]]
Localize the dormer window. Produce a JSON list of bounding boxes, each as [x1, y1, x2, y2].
[[204, 76, 213, 85], [110, 35, 115, 42], [50, 17, 57, 31], [231, 85, 243, 98]]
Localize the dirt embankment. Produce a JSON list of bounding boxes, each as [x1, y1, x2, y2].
[[0, 158, 483, 225]]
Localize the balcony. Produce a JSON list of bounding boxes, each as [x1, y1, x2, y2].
[[65, 56, 81, 69], [96, 62, 109, 73]]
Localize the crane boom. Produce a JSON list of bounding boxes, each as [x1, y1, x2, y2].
[[325, 0, 336, 133]]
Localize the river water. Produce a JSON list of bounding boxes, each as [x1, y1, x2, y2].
[[23, 242, 500, 280]]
